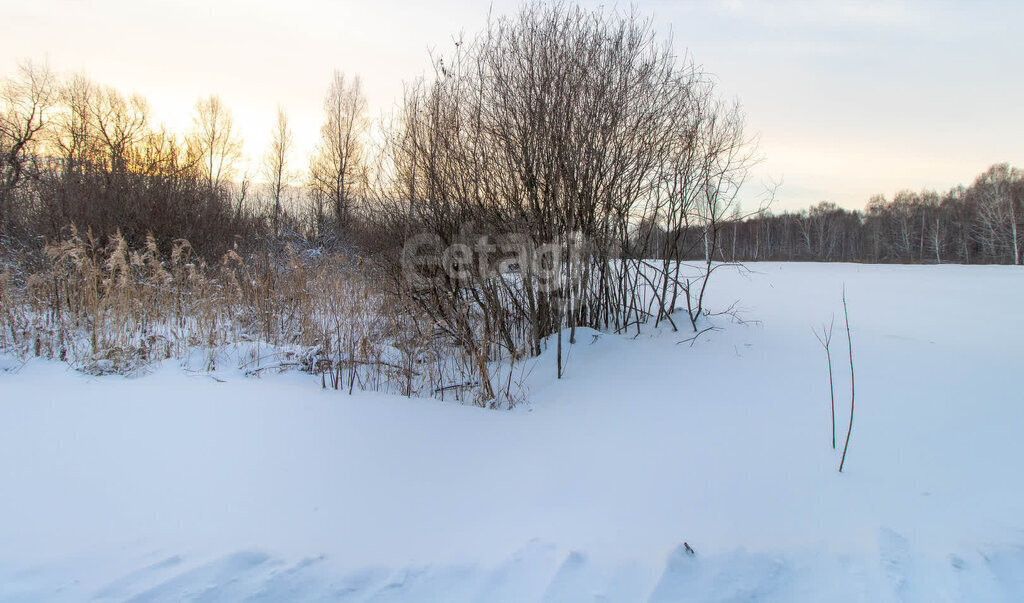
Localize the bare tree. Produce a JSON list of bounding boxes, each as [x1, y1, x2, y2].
[[90, 85, 151, 174], [0, 60, 55, 233], [262, 106, 293, 236], [188, 95, 243, 192], [50, 73, 98, 169], [972, 164, 1021, 265], [309, 71, 368, 234]]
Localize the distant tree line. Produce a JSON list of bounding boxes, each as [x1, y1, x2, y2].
[[638, 164, 1022, 265]]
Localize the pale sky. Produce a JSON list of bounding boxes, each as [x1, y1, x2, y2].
[[2, 0, 1021, 211]]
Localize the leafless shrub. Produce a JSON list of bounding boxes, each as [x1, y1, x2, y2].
[[368, 1, 759, 404]]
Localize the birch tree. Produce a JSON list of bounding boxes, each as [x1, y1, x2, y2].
[[262, 106, 293, 236], [309, 71, 368, 234], [188, 95, 243, 192]]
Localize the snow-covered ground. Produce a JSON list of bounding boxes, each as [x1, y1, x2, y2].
[[2, 263, 1023, 602]]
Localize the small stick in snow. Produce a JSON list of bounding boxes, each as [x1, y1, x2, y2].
[[676, 326, 719, 347], [813, 316, 836, 449], [839, 287, 855, 473]]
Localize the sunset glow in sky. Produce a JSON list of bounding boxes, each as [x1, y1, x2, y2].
[[2, 0, 1021, 211]]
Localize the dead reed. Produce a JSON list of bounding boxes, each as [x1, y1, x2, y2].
[[0, 229, 526, 408]]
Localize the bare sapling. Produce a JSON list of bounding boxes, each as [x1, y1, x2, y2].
[[838, 287, 855, 472], [814, 315, 836, 449]]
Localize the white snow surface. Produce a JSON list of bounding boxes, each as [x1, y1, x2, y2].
[[1, 262, 1023, 601]]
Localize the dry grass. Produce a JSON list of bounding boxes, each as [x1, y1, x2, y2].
[[0, 229, 526, 407]]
